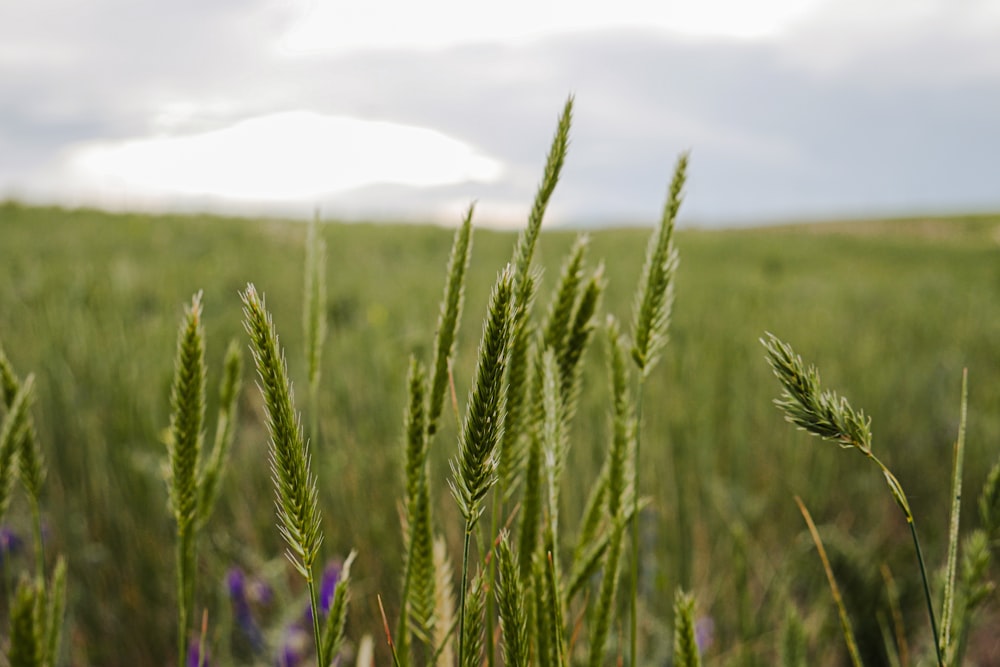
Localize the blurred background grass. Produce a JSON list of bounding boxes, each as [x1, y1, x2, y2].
[[2, 200, 999, 665]]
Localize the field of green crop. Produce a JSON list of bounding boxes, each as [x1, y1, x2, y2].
[[1, 199, 999, 666]]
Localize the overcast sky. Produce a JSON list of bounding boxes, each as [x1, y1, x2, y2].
[[2, 0, 999, 227]]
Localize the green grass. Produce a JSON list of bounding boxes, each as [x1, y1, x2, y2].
[[2, 200, 1000, 665]]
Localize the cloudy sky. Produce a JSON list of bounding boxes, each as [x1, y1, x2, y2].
[[2, 0, 999, 227]]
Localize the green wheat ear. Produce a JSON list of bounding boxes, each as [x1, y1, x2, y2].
[[9, 575, 43, 667], [495, 531, 528, 667], [449, 265, 515, 527], [242, 283, 329, 664], [673, 589, 702, 667], [631, 151, 687, 376], [0, 347, 46, 508], [167, 291, 207, 667], [428, 204, 474, 437], [0, 374, 33, 525], [241, 283, 323, 574], [168, 292, 206, 532]]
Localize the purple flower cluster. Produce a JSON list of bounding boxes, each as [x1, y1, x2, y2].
[[226, 558, 342, 667], [227, 568, 267, 654], [187, 641, 209, 667], [0, 526, 23, 563]]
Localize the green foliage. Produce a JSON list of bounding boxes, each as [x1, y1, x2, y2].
[[2, 116, 1000, 667]]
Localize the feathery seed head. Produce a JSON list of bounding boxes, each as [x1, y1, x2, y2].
[[631, 152, 687, 375], [761, 332, 873, 452], [241, 284, 323, 575], [168, 292, 207, 530], [450, 266, 515, 527], [429, 205, 474, 436]]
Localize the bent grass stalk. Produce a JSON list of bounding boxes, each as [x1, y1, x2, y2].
[[794, 496, 863, 667], [762, 333, 944, 667]]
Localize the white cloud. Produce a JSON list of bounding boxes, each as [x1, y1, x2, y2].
[[277, 0, 826, 55], [65, 110, 503, 202]]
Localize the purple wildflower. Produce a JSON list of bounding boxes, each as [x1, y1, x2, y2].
[[227, 567, 265, 653], [187, 641, 209, 667], [695, 616, 715, 654], [0, 526, 22, 562], [277, 624, 311, 667], [304, 559, 342, 623], [319, 560, 341, 616]]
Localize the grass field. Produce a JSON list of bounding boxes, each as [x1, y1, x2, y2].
[[1, 200, 999, 665]]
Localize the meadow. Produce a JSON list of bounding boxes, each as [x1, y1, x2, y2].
[[1, 186, 999, 667]]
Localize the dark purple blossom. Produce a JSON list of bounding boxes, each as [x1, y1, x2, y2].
[[695, 616, 715, 654], [187, 641, 209, 667], [277, 624, 310, 667], [0, 526, 22, 561], [304, 559, 342, 623], [227, 567, 265, 653]]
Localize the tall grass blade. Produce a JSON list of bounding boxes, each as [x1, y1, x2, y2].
[[304, 212, 327, 445], [940, 369, 968, 658], [795, 497, 864, 667], [880, 564, 910, 667]]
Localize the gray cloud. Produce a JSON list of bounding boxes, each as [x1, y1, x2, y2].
[[2, 1, 999, 226]]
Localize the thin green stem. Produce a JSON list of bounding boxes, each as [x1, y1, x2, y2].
[[29, 498, 44, 582], [629, 378, 645, 667], [307, 568, 325, 667], [485, 499, 500, 667], [909, 519, 943, 667], [176, 529, 194, 667], [458, 527, 473, 667]]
